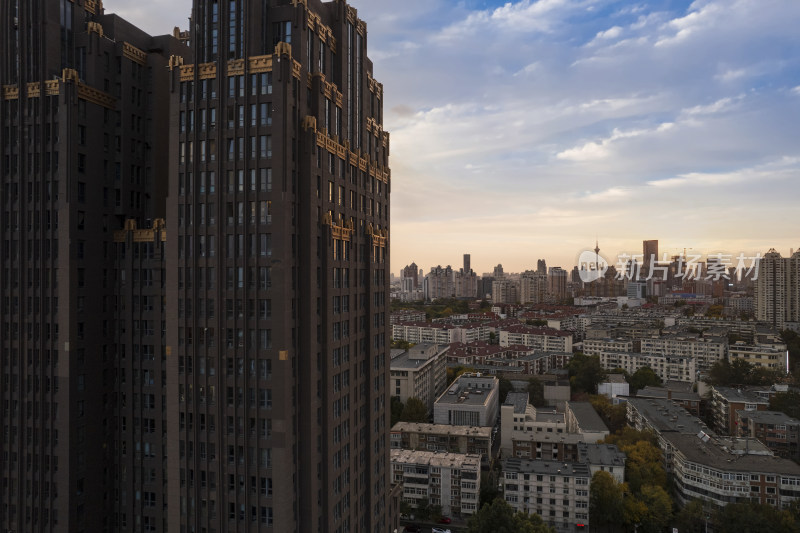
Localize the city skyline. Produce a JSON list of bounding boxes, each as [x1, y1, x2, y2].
[[109, 0, 800, 274]]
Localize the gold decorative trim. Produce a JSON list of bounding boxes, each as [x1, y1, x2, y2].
[[303, 116, 317, 131], [169, 55, 185, 70], [123, 42, 147, 65], [3, 85, 19, 100], [27, 82, 41, 98], [45, 80, 60, 96], [198, 62, 217, 79], [366, 224, 388, 248], [87, 21, 104, 37], [62, 68, 80, 83], [77, 83, 116, 109], [179, 65, 194, 81], [85, 0, 99, 15], [275, 42, 292, 58], [292, 60, 302, 79], [346, 6, 357, 25], [248, 55, 273, 74], [227, 59, 245, 76], [356, 20, 366, 36], [114, 218, 166, 243]]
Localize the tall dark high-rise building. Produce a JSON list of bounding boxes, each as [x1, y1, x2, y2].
[[165, 1, 391, 533], [463, 253, 470, 273], [0, 1, 185, 532]]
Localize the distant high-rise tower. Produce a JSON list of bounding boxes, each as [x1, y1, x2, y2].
[[166, 1, 391, 532], [756, 249, 794, 328], [537, 259, 547, 274], [494, 264, 505, 279], [464, 253, 471, 273]]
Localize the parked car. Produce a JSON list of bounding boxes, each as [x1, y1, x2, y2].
[[432, 528, 452, 533], [403, 525, 422, 533], [400, 513, 416, 521], [439, 517, 452, 524]]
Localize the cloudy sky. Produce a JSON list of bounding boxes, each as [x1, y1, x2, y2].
[[106, 0, 800, 275]]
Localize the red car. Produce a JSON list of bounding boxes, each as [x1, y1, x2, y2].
[[439, 517, 452, 524]]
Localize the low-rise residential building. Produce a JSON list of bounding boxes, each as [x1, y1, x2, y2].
[[391, 449, 482, 516], [390, 343, 449, 412], [390, 310, 427, 324], [390, 422, 493, 461], [433, 373, 500, 427], [578, 443, 626, 484], [729, 343, 789, 371], [483, 351, 572, 376], [598, 352, 696, 383], [499, 325, 574, 352], [582, 338, 635, 356], [710, 386, 771, 435], [736, 410, 800, 461], [502, 458, 591, 532], [627, 397, 711, 453], [501, 393, 569, 455], [639, 334, 727, 372], [662, 432, 800, 509]]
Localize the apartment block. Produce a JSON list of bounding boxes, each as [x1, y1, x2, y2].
[[390, 422, 492, 461], [499, 324, 573, 352], [729, 342, 788, 371], [736, 410, 800, 461], [502, 458, 591, 533], [389, 343, 448, 412], [639, 334, 727, 372], [390, 449, 481, 517], [598, 352, 696, 383], [710, 386, 771, 435]]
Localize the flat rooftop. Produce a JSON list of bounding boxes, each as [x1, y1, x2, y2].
[[735, 410, 800, 425], [504, 392, 529, 414], [436, 375, 498, 407], [391, 448, 482, 469], [578, 443, 626, 467], [391, 422, 492, 438], [627, 398, 709, 435], [503, 458, 591, 477], [567, 402, 609, 433], [662, 433, 800, 475]]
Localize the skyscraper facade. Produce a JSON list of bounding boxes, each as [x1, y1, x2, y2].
[[165, 2, 391, 533], [1, 2, 184, 531]]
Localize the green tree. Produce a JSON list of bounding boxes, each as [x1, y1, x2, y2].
[[627, 367, 662, 393], [771, 390, 800, 420], [636, 485, 672, 533], [590, 471, 625, 533], [674, 499, 710, 533], [499, 377, 514, 403], [568, 353, 607, 394], [391, 339, 413, 350], [467, 498, 554, 533], [399, 397, 428, 423], [714, 501, 799, 533], [527, 377, 546, 407], [390, 396, 405, 426], [446, 365, 476, 384]]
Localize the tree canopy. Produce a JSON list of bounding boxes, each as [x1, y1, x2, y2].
[[770, 390, 800, 420], [627, 367, 662, 393], [399, 397, 428, 423], [527, 377, 547, 407], [467, 498, 555, 533], [568, 353, 607, 395], [589, 395, 628, 434], [705, 358, 781, 387], [714, 501, 800, 533], [589, 471, 624, 532]]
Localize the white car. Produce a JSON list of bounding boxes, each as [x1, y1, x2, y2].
[[432, 528, 452, 533]]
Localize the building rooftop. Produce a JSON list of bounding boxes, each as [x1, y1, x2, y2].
[[627, 397, 709, 435], [435, 374, 498, 407], [391, 422, 493, 438], [567, 402, 609, 433], [661, 433, 800, 475], [605, 373, 627, 384], [735, 410, 800, 426], [578, 443, 627, 467], [390, 344, 448, 370], [636, 385, 701, 403], [504, 392, 530, 414], [714, 386, 771, 404], [503, 458, 591, 477], [390, 448, 482, 469]]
